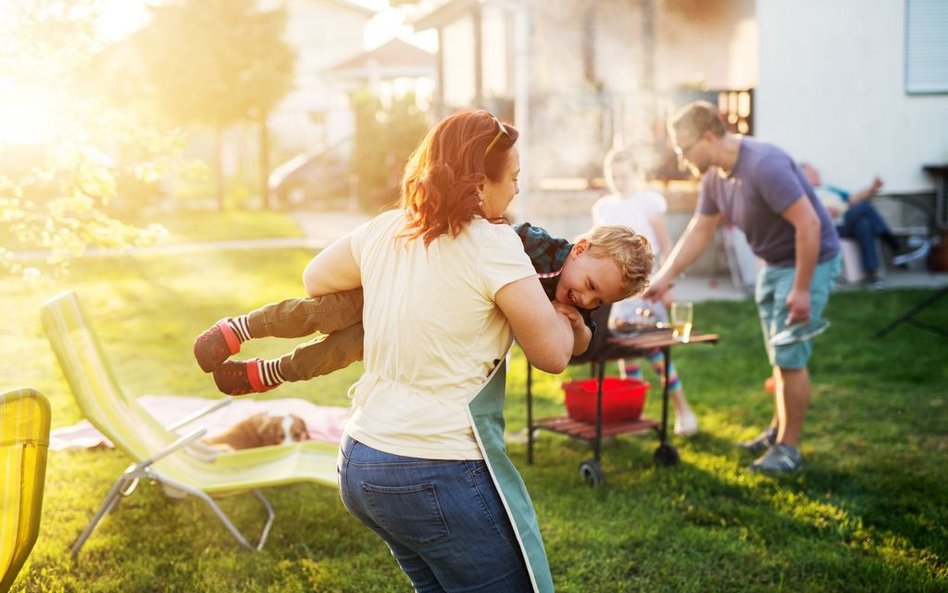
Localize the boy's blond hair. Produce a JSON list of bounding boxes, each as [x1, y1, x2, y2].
[[579, 224, 653, 299]]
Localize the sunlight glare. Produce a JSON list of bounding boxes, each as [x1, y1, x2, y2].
[[0, 78, 59, 145], [95, 0, 148, 43]]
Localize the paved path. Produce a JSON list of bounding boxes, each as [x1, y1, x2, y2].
[[11, 208, 945, 302]]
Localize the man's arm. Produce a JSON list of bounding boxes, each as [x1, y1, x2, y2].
[[644, 212, 721, 301], [782, 197, 821, 324], [845, 176, 883, 206]]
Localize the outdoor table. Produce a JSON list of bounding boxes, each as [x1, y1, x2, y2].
[[524, 328, 719, 486]]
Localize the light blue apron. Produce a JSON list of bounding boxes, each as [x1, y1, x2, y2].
[[466, 360, 555, 593]]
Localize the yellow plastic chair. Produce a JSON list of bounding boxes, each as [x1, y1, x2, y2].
[[1, 388, 51, 593], [40, 291, 340, 559]]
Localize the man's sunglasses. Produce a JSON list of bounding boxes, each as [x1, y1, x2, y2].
[[484, 115, 509, 156]]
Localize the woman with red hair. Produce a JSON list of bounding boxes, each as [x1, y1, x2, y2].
[[303, 110, 575, 592]]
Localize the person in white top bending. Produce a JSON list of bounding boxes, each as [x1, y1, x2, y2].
[[592, 147, 699, 437]]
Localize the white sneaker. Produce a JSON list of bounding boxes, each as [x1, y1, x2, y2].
[[674, 410, 699, 437], [892, 239, 931, 267]]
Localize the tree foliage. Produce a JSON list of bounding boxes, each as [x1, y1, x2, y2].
[[351, 89, 428, 212], [132, 0, 296, 209], [0, 0, 178, 277]]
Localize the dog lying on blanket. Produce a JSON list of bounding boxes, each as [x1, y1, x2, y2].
[[202, 413, 309, 450]]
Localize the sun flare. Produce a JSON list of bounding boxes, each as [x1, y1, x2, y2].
[[0, 78, 60, 146]]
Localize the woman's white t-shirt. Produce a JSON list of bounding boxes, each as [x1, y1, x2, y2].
[[345, 209, 536, 459], [591, 190, 667, 256]]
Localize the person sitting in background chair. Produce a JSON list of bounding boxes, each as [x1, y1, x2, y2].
[[801, 163, 930, 289]]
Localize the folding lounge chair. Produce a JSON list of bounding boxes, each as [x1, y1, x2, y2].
[[1, 388, 51, 593], [40, 291, 340, 559]]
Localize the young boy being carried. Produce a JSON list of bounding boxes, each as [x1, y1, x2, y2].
[[194, 223, 653, 395]]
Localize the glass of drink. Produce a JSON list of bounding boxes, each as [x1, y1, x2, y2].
[[671, 301, 693, 343]]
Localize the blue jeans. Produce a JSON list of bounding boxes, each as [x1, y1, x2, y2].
[[337, 436, 533, 593], [837, 202, 895, 273]]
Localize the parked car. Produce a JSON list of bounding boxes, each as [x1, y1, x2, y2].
[[269, 139, 353, 208]]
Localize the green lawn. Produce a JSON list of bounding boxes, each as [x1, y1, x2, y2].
[[3, 219, 947, 592]]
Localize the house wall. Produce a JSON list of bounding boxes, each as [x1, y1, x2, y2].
[[756, 0, 948, 193], [654, 0, 757, 93], [269, 0, 373, 156], [521, 1, 754, 274]]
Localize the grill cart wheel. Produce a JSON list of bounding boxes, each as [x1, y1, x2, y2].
[[653, 443, 680, 466], [579, 459, 605, 487]]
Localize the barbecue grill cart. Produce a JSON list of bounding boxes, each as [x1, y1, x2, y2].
[[524, 325, 718, 487]]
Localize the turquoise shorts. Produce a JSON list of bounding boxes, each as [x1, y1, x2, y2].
[[755, 254, 841, 369]]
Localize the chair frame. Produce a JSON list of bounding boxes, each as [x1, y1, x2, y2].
[[41, 290, 339, 560], [69, 426, 276, 558]]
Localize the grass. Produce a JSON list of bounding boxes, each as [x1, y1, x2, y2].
[[3, 214, 947, 592]]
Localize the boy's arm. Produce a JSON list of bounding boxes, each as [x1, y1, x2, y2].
[[553, 302, 592, 355]]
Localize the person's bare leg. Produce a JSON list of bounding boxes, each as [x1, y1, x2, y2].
[[775, 366, 809, 447], [767, 366, 780, 429]]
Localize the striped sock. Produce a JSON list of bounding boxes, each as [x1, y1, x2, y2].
[[258, 359, 286, 388], [625, 364, 645, 380], [225, 315, 253, 343]]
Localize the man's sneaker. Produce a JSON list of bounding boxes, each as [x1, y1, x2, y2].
[[737, 427, 777, 455], [892, 238, 931, 267], [213, 359, 275, 396], [863, 270, 886, 290], [194, 320, 241, 372], [748, 443, 803, 474]]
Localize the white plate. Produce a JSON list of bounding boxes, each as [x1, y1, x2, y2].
[[770, 319, 830, 346]]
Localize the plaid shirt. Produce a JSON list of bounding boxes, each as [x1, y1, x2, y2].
[[514, 222, 597, 332]]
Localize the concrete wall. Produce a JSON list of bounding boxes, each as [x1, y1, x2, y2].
[[756, 0, 948, 193]]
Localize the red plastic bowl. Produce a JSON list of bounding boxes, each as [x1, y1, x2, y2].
[[563, 377, 650, 423]]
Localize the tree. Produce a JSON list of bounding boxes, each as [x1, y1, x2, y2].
[[351, 89, 428, 212], [132, 0, 295, 210], [0, 0, 178, 277]]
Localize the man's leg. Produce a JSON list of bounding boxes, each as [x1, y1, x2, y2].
[[738, 266, 783, 454], [749, 255, 839, 472], [775, 366, 809, 447], [842, 207, 881, 274]]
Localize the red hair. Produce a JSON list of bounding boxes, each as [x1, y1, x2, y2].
[[399, 109, 519, 245]]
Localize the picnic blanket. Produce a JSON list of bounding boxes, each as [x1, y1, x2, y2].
[[50, 395, 350, 451]]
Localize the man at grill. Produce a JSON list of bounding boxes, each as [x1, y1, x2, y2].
[[645, 101, 841, 474]]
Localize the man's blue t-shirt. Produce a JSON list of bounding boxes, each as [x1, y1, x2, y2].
[[697, 137, 839, 267]]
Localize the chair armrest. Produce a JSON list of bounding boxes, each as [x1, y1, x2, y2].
[[137, 427, 208, 469], [165, 397, 232, 431], [185, 440, 223, 462]]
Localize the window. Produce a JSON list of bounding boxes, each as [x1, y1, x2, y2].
[[905, 0, 948, 94]]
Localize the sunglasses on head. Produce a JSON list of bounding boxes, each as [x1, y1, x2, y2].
[[484, 115, 509, 156]]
